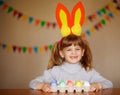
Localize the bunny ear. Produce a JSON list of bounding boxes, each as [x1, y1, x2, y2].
[[56, 3, 71, 37], [71, 2, 85, 36], [56, 2, 85, 37], [71, 2, 85, 26]]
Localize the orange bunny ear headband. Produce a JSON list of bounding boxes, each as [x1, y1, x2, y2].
[[56, 2, 85, 37]]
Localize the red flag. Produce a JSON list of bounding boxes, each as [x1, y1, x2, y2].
[[13, 10, 18, 17], [2, 4, 8, 10], [105, 5, 110, 11], [18, 46, 22, 53], [47, 22, 51, 28], [44, 46, 48, 52], [92, 14, 97, 19], [97, 22, 102, 28]]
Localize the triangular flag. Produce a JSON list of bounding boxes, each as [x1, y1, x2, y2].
[[2, 44, 6, 49], [101, 19, 106, 25], [13, 46, 17, 52], [108, 2, 114, 9], [108, 12, 114, 18], [7, 45, 12, 52], [49, 44, 53, 51], [52, 23, 56, 28], [101, 8, 107, 14], [35, 19, 40, 26], [88, 16, 92, 21], [28, 47, 32, 53], [116, 6, 120, 10], [91, 14, 97, 19], [39, 46, 43, 52], [0, 0, 4, 6], [2, 4, 8, 10], [17, 12, 23, 19], [105, 15, 111, 22], [97, 22, 102, 28], [22, 15, 28, 21], [41, 21, 45, 27], [44, 46, 48, 52], [34, 47, 38, 53], [18, 46, 22, 53], [84, 18, 88, 24], [105, 5, 110, 11], [7, 6, 13, 13], [46, 22, 51, 28], [22, 46, 27, 53], [97, 11, 102, 16], [85, 30, 91, 36], [13, 10, 18, 17], [112, 9, 118, 15], [81, 32, 86, 38], [94, 24, 99, 30], [90, 27, 95, 33], [29, 17, 34, 23]]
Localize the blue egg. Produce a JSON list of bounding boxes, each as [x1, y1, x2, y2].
[[50, 80, 58, 87]]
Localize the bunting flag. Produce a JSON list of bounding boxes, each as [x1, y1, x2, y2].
[[83, 11, 118, 37], [83, 1, 120, 37], [0, 0, 120, 54], [0, 0, 57, 28], [0, 0, 119, 30], [113, 0, 120, 10], [0, 42, 53, 53]]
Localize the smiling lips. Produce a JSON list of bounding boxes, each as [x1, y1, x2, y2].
[[70, 56, 78, 59]]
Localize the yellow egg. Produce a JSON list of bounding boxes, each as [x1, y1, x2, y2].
[[75, 80, 83, 87]]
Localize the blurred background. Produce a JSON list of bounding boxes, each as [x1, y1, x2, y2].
[[0, 0, 120, 88]]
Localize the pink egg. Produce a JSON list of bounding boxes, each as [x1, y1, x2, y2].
[[67, 80, 74, 87]]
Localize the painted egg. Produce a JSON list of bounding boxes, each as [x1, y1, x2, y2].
[[83, 81, 90, 87], [50, 80, 58, 87], [75, 80, 83, 87], [59, 80, 66, 87], [67, 80, 74, 87]]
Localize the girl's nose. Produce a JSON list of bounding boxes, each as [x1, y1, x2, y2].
[[71, 49, 76, 54]]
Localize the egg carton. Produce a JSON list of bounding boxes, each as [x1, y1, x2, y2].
[[51, 86, 90, 92], [50, 80, 90, 92]]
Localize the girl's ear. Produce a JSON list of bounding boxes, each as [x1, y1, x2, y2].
[[59, 50, 64, 58]]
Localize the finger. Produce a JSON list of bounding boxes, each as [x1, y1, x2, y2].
[[45, 86, 51, 92], [95, 88, 101, 92], [90, 87, 96, 92]]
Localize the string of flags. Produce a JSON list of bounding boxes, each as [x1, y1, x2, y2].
[[0, 0, 119, 29], [0, 42, 53, 53], [83, 11, 116, 36], [0, 0, 119, 54]]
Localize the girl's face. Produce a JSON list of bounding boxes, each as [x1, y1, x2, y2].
[[59, 44, 84, 64]]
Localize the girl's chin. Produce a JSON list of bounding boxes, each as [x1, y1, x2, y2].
[[68, 61, 79, 64]]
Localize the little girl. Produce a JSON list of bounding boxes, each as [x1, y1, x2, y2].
[[29, 35, 113, 92], [29, 2, 113, 92]]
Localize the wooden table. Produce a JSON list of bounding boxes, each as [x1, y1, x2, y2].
[[0, 88, 120, 95]]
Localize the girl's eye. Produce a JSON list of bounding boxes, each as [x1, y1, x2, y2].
[[76, 48, 81, 50], [66, 49, 71, 51]]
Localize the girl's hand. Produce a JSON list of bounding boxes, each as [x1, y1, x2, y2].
[[90, 83, 102, 92], [37, 83, 51, 92]]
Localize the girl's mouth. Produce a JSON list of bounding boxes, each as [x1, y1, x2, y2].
[[70, 56, 78, 59]]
